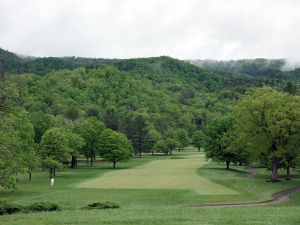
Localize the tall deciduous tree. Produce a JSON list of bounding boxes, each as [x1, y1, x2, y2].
[[145, 129, 162, 155], [192, 130, 206, 152], [235, 87, 300, 181], [203, 116, 238, 170], [65, 131, 85, 169], [165, 138, 178, 155], [98, 129, 133, 168], [1, 108, 39, 188], [76, 117, 105, 166], [176, 129, 189, 151], [40, 128, 70, 178], [154, 140, 168, 155]]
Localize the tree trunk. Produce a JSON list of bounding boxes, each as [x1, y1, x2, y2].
[[139, 150, 142, 158], [198, 147, 200, 152], [226, 160, 230, 170], [71, 156, 77, 169], [113, 161, 116, 169], [271, 157, 279, 182], [178, 147, 181, 152], [90, 157, 93, 167], [50, 168, 53, 179], [286, 165, 291, 180], [53, 168, 56, 177]]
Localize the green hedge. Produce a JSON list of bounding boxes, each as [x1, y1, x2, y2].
[[82, 201, 120, 210]]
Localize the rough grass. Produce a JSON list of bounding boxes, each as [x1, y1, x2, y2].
[[2, 207, 300, 225], [1, 151, 300, 224], [79, 153, 237, 195]]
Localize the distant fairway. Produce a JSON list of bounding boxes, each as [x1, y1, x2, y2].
[[79, 153, 238, 195]]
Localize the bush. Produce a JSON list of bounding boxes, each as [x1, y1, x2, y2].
[[26, 202, 60, 212], [82, 201, 120, 210], [0, 201, 23, 215]]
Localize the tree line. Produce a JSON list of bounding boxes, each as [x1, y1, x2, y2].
[[1, 53, 300, 189]]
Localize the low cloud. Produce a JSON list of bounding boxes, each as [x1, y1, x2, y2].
[[0, 0, 300, 61]]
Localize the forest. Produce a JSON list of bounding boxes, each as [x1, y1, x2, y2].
[[1, 47, 300, 190]]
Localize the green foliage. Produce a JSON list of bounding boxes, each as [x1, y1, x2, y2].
[[123, 114, 149, 157], [82, 201, 120, 210], [0, 109, 35, 189], [165, 138, 179, 155], [22, 149, 40, 181], [98, 129, 133, 168], [192, 130, 206, 151], [203, 116, 240, 169], [75, 117, 105, 166], [284, 80, 297, 95], [234, 87, 300, 181], [40, 128, 70, 162], [144, 129, 162, 154], [64, 106, 80, 121], [0, 201, 23, 215], [64, 130, 85, 155], [0, 200, 60, 215], [154, 140, 168, 155], [176, 129, 189, 151], [26, 202, 60, 212]]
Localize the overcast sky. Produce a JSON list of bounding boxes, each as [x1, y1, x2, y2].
[[1, 0, 300, 61]]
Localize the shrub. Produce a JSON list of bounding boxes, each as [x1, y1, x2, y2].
[[82, 201, 120, 210], [0, 201, 23, 215], [26, 202, 60, 212], [170, 156, 184, 159]]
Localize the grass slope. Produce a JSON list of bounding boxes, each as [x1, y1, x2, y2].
[[1, 151, 300, 225], [79, 153, 237, 195]]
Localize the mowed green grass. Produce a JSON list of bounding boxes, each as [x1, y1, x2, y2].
[[2, 206, 300, 225], [1, 151, 300, 225], [79, 153, 237, 195]]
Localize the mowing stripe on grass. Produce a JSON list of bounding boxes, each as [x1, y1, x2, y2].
[[78, 154, 238, 195]]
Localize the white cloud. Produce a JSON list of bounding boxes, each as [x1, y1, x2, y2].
[[0, 0, 300, 60]]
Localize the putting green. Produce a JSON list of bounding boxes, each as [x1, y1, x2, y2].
[[79, 154, 238, 195]]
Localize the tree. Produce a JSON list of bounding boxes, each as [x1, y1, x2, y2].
[[203, 116, 238, 170], [22, 149, 40, 181], [98, 129, 133, 168], [65, 131, 85, 169], [165, 138, 178, 155], [76, 117, 105, 166], [0, 135, 18, 189], [0, 75, 17, 111], [176, 129, 189, 151], [124, 115, 149, 158], [86, 107, 100, 119], [235, 87, 300, 181], [284, 81, 297, 95], [30, 112, 56, 143], [104, 107, 120, 131], [145, 129, 162, 155], [0, 109, 38, 188], [42, 158, 62, 179], [64, 106, 80, 121], [192, 130, 206, 151], [154, 140, 168, 155], [40, 128, 70, 177]]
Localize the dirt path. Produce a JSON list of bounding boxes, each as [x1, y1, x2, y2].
[[187, 185, 300, 208]]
